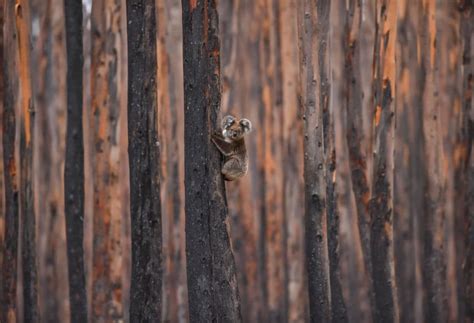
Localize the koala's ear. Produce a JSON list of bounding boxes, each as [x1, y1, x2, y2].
[[221, 115, 236, 129], [240, 118, 252, 133]]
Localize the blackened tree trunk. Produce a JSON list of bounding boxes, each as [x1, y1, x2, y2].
[[369, 1, 398, 322], [90, 0, 124, 320], [1, 1, 19, 322], [182, 0, 242, 321], [297, 0, 331, 321], [64, 0, 87, 322], [14, 0, 39, 321], [126, 0, 162, 321]]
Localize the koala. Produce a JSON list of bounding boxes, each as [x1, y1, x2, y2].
[[212, 115, 252, 181]]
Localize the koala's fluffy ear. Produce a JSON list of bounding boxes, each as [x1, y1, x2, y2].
[[240, 119, 252, 133], [221, 115, 236, 130]]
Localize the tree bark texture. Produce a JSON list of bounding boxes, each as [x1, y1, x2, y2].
[[90, 0, 124, 320], [369, 1, 398, 322], [297, 0, 332, 321], [126, 0, 162, 321], [182, 0, 242, 321], [14, 0, 39, 320], [1, 1, 20, 322], [64, 0, 87, 321]]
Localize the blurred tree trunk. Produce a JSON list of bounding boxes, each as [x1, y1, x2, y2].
[[369, 1, 398, 322], [156, 0, 188, 321], [14, 0, 39, 320], [419, 1, 447, 322], [219, 0, 266, 321], [31, 0, 70, 320], [182, 0, 241, 321], [458, 2, 473, 320], [90, 0, 124, 320], [64, 0, 87, 321], [279, 0, 308, 321], [393, 1, 424, 322], [0, 0, 4, 301], [1, 1, 20, 322], [126, 0, 162, 320], [297, 0, 332, 321], [258, 0, 287, 320]]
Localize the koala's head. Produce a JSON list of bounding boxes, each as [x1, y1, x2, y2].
[[221, 115, 252, 141]]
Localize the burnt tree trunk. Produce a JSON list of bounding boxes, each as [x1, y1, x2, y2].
[[64, 0, 87, 321], [90, 0, 124, 320], [182, 0, 242, 321], [126, 0, 162, 320], [297, 0, 332, 321], [369, 1, 398, 322], [1, 1, 19, 322], [14, 0, 39, 321]]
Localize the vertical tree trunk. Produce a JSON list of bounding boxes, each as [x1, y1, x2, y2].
[[458, 2, 473, 320], [126, 0, 162, 320], [156, 0, 188, 321], [90, 0, 124, 320], [279, 0, 308, 321], [259, 0, 287, 320], [1, 1, 19, 322], [342, 3, 374, 308], [182, 0, 242, 321], [394, 1, 424, 322], [64, 0, 87, 321], [0, 0, 4, 300], [297, 0, 331, 321], [219, 0, 267, 321], [419, 1, 447, 322], [14, 0, 39, 320], [369, 1, 398, 322]]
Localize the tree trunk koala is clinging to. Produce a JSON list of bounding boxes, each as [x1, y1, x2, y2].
[[212, 115, 252, 181]]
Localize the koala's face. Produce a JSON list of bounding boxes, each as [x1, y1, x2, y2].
[[222, 115, 252, 141]]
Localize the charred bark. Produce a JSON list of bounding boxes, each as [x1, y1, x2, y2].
[[64, 0, 87, 321], [126, 0, 162, 320], [369, 1, 398, 322], [297, 0, 332, 321], [14, 0, 39, 320], [182, 0, 242, 321], [1, 1, 19, 322]]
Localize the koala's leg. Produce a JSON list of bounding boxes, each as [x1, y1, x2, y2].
[[221, 157, 246, 181]]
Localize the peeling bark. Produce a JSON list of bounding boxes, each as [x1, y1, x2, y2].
[[369, 1, 399, 322], [14, 0, 39, 320], [90, 0, 124, 320]]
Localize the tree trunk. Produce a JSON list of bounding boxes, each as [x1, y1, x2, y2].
[[1, 1, 20, 322], [369, 1, 398, 322], [90, 0, 124, 320], [182, 0, 242, 321], [64, 0, 87, 321], [14, 0, 39, 320], [393, 1, 424, 322], [297, 0, 332, 321], [156, 0, 188, 321], [458, 2, 473, 320], [126, 0, 162, 320]]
